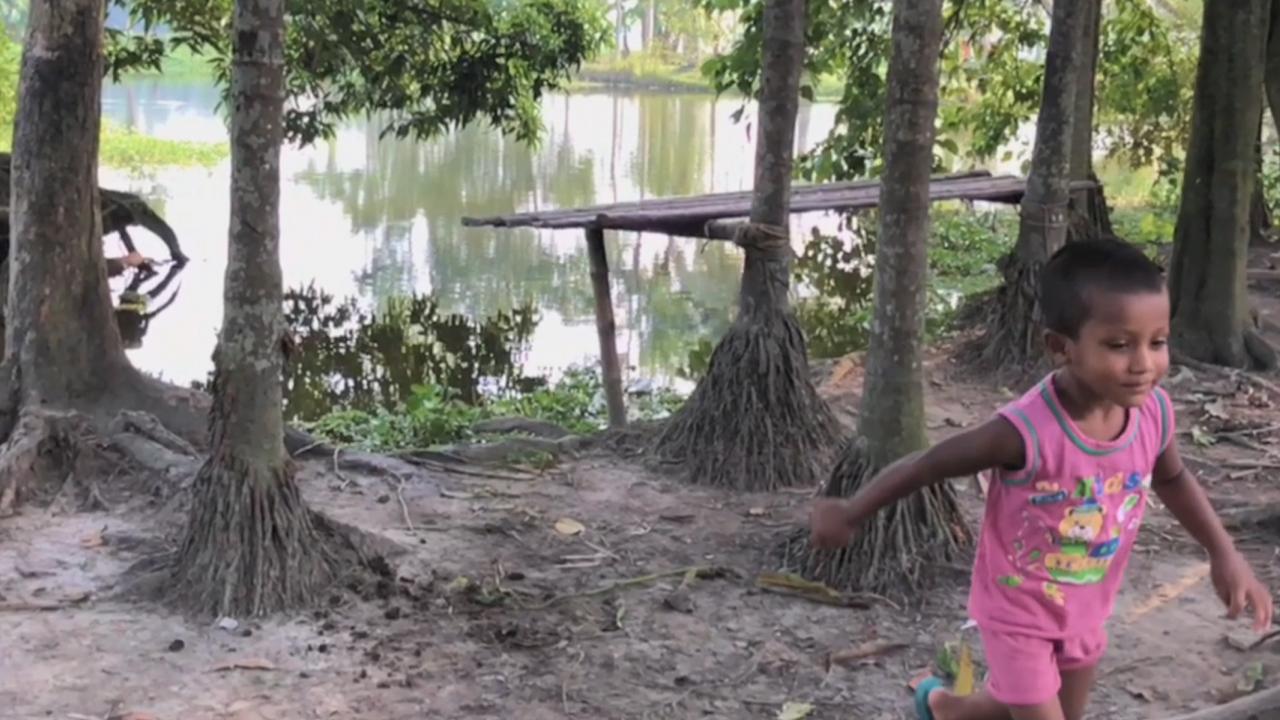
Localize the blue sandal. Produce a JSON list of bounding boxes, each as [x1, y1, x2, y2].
[[914, 676, 947, 720]]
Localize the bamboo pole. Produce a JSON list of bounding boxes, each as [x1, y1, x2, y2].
[[585, 227, 627, 428]]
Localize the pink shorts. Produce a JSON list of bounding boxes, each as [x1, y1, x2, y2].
[[980, 626, 1108, 706]]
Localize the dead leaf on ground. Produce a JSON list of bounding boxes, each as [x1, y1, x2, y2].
[[80, 528, 106, 548], [1237, 661, 1265, 693], [554, 518, 585, 536], [1126, 685, 1154, 702], [1204, 399, 1231, 420], [825, 640, 908, 669], [776, 701, 814, 720], [1191, 426, 1217, 448], [212, 658, 277, 672]]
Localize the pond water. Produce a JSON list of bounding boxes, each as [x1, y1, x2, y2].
[[99, 80, 843, 411]]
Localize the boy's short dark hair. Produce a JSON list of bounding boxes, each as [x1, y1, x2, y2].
[[1039, 237, 1166, 338]]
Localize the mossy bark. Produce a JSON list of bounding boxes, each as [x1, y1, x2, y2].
[[788, 0, 968, 596], [1169, 0, 1276, 370], [651, 0, 840, 491], [166, 0, 348, 616], [972, 0, 1089, 374]]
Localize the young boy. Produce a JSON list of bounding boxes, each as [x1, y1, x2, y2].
[[810, 238, 1273, 720]]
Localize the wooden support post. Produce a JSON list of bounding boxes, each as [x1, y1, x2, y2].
[[585, 227, 627, 428]]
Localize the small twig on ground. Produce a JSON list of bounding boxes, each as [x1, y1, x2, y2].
[[527, 566, 727, 610], [384, 473, 413, 531], [1174, 353, 1280, 400], [0, 591, 92, 612], [333, 447, 352, 490], [291, 439, 325, 457], [755, 572, 902, 611], [399, 453, 536, 482], [581, 538, 619, 559]]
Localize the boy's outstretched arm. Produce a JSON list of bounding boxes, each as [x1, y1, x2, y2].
[[1153, 442, 1274, 631], [810, 418, 1023, 550]]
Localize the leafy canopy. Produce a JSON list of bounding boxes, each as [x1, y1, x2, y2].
[[701, 0, 1198, 184], [105, 0, 611, 145]]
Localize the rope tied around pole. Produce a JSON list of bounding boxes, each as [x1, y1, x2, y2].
[[1018, 199, 1069, 231], [732, 221, 792, 261]]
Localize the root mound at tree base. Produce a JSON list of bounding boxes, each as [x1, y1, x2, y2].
[[651, 312, 841, 491], [0, 407, 102, 517], [782, 437, 969, 596], [164, 453, 361, 617], [956, 252, 1048, 381]]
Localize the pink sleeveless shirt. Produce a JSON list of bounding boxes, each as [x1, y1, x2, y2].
[[968, 375, 1174, 638]]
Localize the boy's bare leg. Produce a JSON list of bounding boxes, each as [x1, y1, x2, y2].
[[1057, 665, 1097, 720], [928, 665, 1093, 720], [928, 689, 1010, 720]]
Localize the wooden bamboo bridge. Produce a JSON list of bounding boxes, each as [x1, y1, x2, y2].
[[462, 170, 1096, 427]]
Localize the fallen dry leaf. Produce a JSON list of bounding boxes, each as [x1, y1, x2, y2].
[[212, 658, 277, 672], [1126, 685, 1153, 702], [776, 701, 814, 720], [554, 518, 585, 536], [826, 640, 908, 669], [1204, 399, 1230, 420], [80, 529, 106, 548]]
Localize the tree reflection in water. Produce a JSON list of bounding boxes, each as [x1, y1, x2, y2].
[[281, 284, 539, 421]]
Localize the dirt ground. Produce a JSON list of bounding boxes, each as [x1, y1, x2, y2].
[[3, 255, 1280, 720]]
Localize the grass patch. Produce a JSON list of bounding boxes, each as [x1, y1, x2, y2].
[[574, 50, 842, 100], [99, 121, 227, 170], [300, 367, 685, 452]]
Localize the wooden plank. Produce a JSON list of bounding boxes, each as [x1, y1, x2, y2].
[[585, 228, 627, 428], [595, 175, 1009, 231], [462, 174, 1099, 238], [461, 171, 999, 229]]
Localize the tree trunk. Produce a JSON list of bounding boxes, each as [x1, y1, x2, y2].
[[641, 0, 653, 51], [1258, 0, 1280, 244], [1252, 113, 1272, 246], [651, 0, 839, 491], [1169, 0, 1275, 370], [972, 0, 1088, 374], [616, 0, 627, 57], [1266, 0, 1280, 139], [789, 0, 966, 596], [6, 0, 122, 402], [0, 0, 124, 515], [1069, 0, 1100, 189], [1068, 0, 1113, 242], [166, 0, 349, 616]]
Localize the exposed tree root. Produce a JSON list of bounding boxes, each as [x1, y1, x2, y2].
[[164, 452, 363, 617], [958, 189, 1114, 381], [0, 407, 96, 517], [1244, 328, 1279, 371], [958, 250, 1049, 381], [651, 310, 841, 491], [781, 437, 969, 597]]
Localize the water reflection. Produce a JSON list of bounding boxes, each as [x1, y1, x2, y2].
[[115, 261, 186, 350], [98, 81, 839, 392], [282, 286, 538, 421]]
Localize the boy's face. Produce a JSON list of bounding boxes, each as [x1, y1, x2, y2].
[[1050, 288, 1171, 408]]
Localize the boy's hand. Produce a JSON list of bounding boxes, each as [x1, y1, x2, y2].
[[1211, 549, 1273, 632], [122, 251, 154, 268], [810, 498, 859, 550]]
